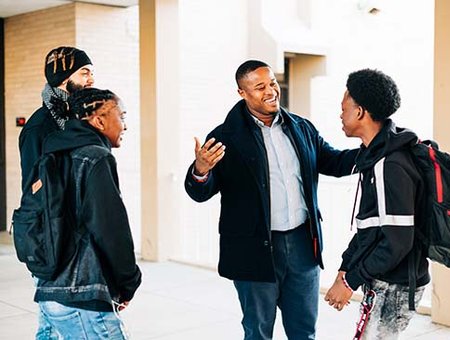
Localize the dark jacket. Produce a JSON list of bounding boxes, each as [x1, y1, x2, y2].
[[340, 119, 430, 290], [185, 100, 358, 282], [34, 119, 141, 311], [19, 105, 60, 190]]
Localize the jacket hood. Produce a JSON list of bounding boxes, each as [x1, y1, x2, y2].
[[42, 119, 111, 154], [356, 119, 418, 171]]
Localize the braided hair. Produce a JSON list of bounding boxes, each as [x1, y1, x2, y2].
[[67, 88, 117, 120]]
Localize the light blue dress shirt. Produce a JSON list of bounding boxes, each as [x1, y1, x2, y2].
[[252, 114, 308, 231]]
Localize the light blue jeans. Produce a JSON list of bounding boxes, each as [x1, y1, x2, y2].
[[234, 225, 320, 340], [36, 301, 128, 340], [360, 279, 425, 340]]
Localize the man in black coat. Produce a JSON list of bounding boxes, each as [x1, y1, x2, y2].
[[19, 46, 94, 189], [185, 60, 358, 339]]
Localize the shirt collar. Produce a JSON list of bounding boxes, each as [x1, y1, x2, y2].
[[249, 111, 283, 128]]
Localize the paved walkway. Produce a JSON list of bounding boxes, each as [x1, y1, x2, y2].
[[1, 236, 449, 339]]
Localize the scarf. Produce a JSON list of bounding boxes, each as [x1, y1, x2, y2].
[[41, 83, 70, 130]]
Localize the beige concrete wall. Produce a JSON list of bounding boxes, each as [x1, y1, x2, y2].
[[139, 0, 158, 260], [432, 0, 450, 327], [434, 2, 450, 149], [289, 54, 326, 118], [4, 4, 76, 227]]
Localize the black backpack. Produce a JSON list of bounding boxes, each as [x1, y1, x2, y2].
[[407, 140, 450, 309], [411, 140, 450, 266], [12, 152, 79, 281]]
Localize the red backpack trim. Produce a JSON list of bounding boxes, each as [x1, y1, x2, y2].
[[428, 146, 443, 203]]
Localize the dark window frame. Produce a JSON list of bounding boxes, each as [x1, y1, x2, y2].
[[276, 57, 290, 110]]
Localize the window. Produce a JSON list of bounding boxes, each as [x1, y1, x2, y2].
[[276, 58, 290, 110]]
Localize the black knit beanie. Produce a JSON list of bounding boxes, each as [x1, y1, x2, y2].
[[44, 46, 92, 87]]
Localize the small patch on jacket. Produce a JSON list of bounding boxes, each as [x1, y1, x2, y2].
[[32, 179, 43, 194]]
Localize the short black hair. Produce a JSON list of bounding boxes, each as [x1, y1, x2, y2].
[[68, 88, 118, 119], [235, 60, 270, 88], [346, 69, 401, 122]]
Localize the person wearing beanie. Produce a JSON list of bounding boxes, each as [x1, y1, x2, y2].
[[324, 69, 429, 339], [18, 46, 94, 189]]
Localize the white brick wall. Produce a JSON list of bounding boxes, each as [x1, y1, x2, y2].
[[175, 0, 249, 267], [74, 3, 141, 252]]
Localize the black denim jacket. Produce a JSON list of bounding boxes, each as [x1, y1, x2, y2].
[[34, 120, 141, 311]]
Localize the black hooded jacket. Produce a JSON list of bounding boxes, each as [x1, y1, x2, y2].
[[340, 119, 430, 290], [34, 119, 141, 311]]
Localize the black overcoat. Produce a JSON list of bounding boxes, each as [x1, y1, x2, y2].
[[185, 100, 358, 282]]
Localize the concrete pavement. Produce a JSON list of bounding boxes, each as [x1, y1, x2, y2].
[[1, 232, 449, 339]]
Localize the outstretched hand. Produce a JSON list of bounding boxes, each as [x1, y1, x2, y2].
[[193, 137, 226, 176]]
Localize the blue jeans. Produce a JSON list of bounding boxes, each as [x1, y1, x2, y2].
[[36, 309, 60, 340], [234, 225, 320, 340], [36, 301, 128, 339], [33, 278, 61, 339]]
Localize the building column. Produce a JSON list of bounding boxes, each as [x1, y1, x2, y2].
[[139, 0, 180, 261], [432, 0, 450, 327], [139, 0, 158, 260]]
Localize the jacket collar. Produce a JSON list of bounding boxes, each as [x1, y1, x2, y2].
[[43, 119, 112, 154], [222, 99, 298, 134], [356, 119, 418, 171]]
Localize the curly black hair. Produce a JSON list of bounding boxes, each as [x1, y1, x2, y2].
[[67, 88, 117, 119], [346, 69, 401, 122]]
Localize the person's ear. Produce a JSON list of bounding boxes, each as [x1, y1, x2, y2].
[[88, 114, 106, 131], [356, 106, 366, 120], [237, 88, 245, 99]]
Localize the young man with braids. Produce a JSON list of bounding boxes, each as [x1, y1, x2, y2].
[[325, 69, 429, 339], [34, 88, 141, 339], [185, 60, 358, 339], [19, 46, 94, 189]]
